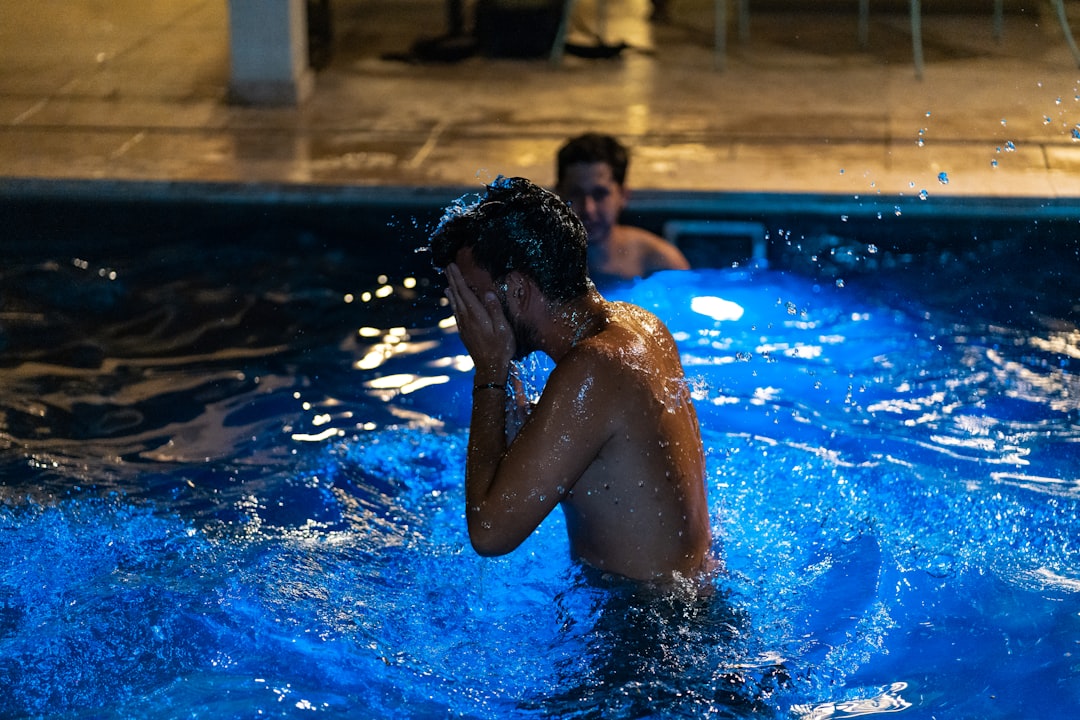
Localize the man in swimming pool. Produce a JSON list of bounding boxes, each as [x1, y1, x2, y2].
[[556, 133, 690, 283], [430, 176, 713, 582]]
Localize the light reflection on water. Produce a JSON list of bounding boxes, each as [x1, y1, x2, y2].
[[0, 243, 1077, 718]]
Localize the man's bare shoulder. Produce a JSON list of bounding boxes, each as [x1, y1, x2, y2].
[[607, 301, 678, 347], [614, 223, 666, 245], [613, 225, 691, 272], [565, 303, 679, 380]]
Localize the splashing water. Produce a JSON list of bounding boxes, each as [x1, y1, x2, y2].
[[0, 235, 1078, 719]]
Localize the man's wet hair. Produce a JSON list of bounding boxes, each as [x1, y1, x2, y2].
[[429, 177, 591, 303], [556, 133, 629, 187]]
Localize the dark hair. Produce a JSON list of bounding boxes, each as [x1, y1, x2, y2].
[[556, 133, 629, 187], [429, 177, 591, 303]]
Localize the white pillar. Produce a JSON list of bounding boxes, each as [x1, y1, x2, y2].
[[228, 0, 314, 105]]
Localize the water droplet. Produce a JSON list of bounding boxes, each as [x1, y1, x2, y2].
[[1057, 96, 1063, 105], [991, 158, 998, 168], [918, 189, 928, 200], [894, 206, 902, 217], [926, 553, 956, 578], [867, 244, 879, 254], [785, 301, 798, 315], [1000, 118, 1007, 126], [835, 278, 845, 288], [1004, 140, 1016, 152], [840, 214, 849, 222], [1072, 127, 1080, 141], [1044, 116, 1052, 125], [937, 172, 950, 185]]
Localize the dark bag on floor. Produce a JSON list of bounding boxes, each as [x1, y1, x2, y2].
[[474, 0, 562, 58]]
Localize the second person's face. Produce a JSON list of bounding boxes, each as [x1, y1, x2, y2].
[[557, 162, 626, 250]]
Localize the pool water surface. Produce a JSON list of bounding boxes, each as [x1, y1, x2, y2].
[[0, 204, 1078, 718]]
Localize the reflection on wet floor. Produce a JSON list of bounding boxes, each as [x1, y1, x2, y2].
[[3, 0, 1080, 196]]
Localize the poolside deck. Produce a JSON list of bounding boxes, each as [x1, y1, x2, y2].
[[3, 0, 1080, 200]]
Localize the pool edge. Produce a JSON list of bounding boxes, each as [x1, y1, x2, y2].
[[2, 176, 1078, 221]]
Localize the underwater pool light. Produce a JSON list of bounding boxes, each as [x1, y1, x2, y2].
[[691, 296, 745, 322]]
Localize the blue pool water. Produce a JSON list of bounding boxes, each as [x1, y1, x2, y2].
[[1, 199, 1078, 718]]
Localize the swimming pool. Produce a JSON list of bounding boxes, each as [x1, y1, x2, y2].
[[1, 183, 1078, 718]]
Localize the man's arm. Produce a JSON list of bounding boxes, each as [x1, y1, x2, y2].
[[465, 352, 615, 555], [444, 263, 616, 556], [443, 263, 515, 551], [465, 380, 510, 550]]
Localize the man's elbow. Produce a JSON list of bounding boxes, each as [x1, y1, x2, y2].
[[468, 525, 523, 557]]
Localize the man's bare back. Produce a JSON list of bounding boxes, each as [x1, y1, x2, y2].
[[553, 302, 711, 579]]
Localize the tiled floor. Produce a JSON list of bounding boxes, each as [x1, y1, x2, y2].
[[2, 0, 1080, 199]]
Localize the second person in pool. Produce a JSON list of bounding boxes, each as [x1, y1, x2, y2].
[[555, 133, 690, 283]]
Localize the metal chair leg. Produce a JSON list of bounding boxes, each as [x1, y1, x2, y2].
[[911, 0, 924, 79], [550, 0, 577, 64], [1050, 0, 1080, 68], [858, 0, 869, 48], [715, 0, 728, 70]]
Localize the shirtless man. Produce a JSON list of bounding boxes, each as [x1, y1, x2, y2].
[[556, 133, 690, 282], [430, 177, 712, 582]]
